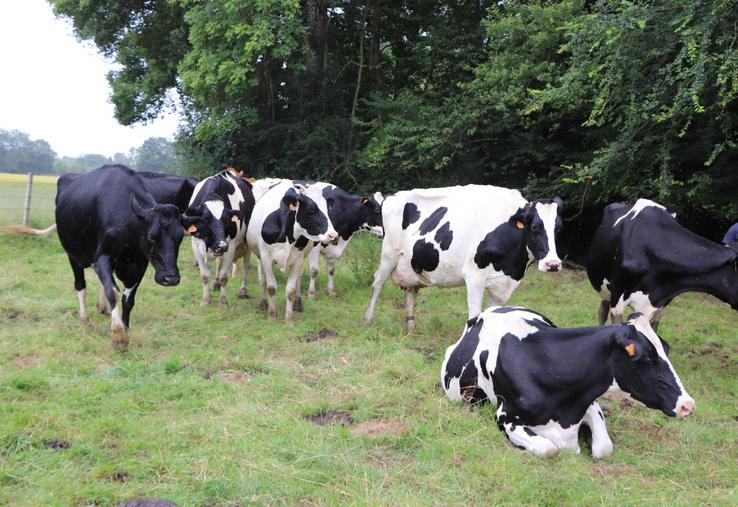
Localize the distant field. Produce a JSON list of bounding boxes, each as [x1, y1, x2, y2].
[[0, 232, 736, 506], [0, 172, 57, 227]]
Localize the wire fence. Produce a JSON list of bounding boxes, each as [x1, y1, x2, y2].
[[0, 173, 57, 227]]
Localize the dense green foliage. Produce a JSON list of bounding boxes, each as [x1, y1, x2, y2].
[[0, 130, 56, 174], [49, 0, 738, 234]]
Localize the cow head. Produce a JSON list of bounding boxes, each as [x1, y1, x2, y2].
[[185, 197, 243, 256], [284, 184, 338, 244], [610, 314, 695, 418], [359, 192, 385, 236], [131, 196, 192, 286], [513, 197, 563, 272]]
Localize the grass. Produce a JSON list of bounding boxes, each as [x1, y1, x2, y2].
[[0, 172, 57, 227], [0, 184, 737, 505]]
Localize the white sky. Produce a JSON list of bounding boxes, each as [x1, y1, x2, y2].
[[0, 0, 179, 158]]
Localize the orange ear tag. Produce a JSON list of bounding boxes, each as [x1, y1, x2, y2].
[[187, 224, 198, 233], [624, 343, 636, 357], [289, 203, 297, 212], [231, 214, 239, 223], [516, 220, 524, 229], [362, 197, 369, 205]]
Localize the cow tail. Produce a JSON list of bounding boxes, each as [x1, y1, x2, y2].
[[0, 223, 57, 236]]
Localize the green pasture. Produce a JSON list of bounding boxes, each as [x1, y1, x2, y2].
[[1, 225, 737, 505], [0, 173, 57, 227]]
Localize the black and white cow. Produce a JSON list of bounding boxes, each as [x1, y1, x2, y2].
[[187, 170, 256, 306], [441, 307, 695, 459], [363, 185, 564, 330], [246, 180, 338, 323], [587, 198, 738, 329], [55, 165, 204, 347], [136, 172, 199, 212], [304, 183, 384, 299]]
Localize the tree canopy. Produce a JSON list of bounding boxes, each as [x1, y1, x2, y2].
[[49, 0, 738, 239]]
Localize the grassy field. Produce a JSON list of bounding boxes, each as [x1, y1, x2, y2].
[[0, 173, 58, 227]]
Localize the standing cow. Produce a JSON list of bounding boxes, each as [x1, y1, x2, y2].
[[587, 198, 738, 329], [363, 185, 564, 330], [304, 183, 384, 299], [187, 170, 256, 306], [441, 307, 695, 459], [55, 165, 205, 348], [246, 180, 338, 324]]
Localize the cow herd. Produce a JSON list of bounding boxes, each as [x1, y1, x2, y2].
[[41, 164, 738, 460]]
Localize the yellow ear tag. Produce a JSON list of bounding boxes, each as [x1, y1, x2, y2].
[[624, 343, 636, 357], [231, 214, 239, 223], [289, 203, 297, 212], [516, 220, 524, 229], [362, 197, 369, 205], [187, 224, 198, 233]]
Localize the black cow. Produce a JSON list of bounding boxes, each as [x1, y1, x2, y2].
[[55, 165, 204, 348], [587, 198, 738, 329], [441, 307, 695, 459], [136, 172, 199, 212]]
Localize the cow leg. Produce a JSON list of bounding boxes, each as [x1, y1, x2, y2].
[[257, 260, 268, 311], [581, 402, 613, 460], [96, 281, 109, 315], [610, 308, 623, 325], [259, 254, 279, 322], [650, 308, 664, 332], [115, 259, 147, 330], [404, 287, 418, 332], [215, 249, 238, 307], [307, 247, 320, 299], [325, 258, 337, 298], [293, 269, 304, 313], [68, 257, 88, 322], [94, 255, 127, 349], [466, 279, 486, 319], [284, 256, 305, 325], [237, 253, 250, 299], [597, 300, 609, 325], [363, 253, 399, 325], [496, 405, 558, 458], [193, 240, 212, 307]]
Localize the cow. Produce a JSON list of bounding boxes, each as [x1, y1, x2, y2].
[[187, 170, 256, 306], [587, 198, 738, 330], [441, 307, 695, 459], [363, 185, 564, 330], [303, 183, 384, 299], [136, 172, 199, 212], [246, 180, 338, 324], [55, 165, 205, 348]]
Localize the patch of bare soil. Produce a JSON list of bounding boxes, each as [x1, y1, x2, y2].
[[299, 329, 338, 342], [10, 356, 38, 367], [304, 409, 353, 426], [214, 335, 232, 341], [116, 500, 178, 507], [351, 418, 406, 437], [108, 471, 131, 483], [43, 439, 70, 450], [219, 372, 249, 384]]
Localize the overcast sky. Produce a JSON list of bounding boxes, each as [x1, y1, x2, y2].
[[0, 0, 179, 158]]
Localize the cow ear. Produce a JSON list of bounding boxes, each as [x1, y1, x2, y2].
[[130, 196, 148, 220], [282, 192, 298, 213], [185, 204, 204, 217], [553, 196, 564, 213], [294, 183, 307, 194], [226, 209, 243, 223], [361, 197, 370, 206], [613, 326, 640, 361], [182, 216, 204, 237], [511, 204, 530, 229]]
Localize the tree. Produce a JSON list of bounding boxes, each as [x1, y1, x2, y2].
[[0, 129, 57, 174], [131, 136, 181, 173]]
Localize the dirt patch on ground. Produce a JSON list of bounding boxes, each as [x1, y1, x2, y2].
[[108, 471, 132, 483], [43, 439, 70, 450], [299, 329, 339, 342], [116, 499, 178, 507], [304, 409, 353, 426], [214, 335, 232, 341], [219, 372, 249, 384], [592, 463, 635, 479], [351, 418, 406, 437], [10, 356, 38, 367]]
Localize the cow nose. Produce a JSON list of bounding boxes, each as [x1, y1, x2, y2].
[[162, 275, 181, 286], [325, 231, 337, 243], [675, 398, 695, 417], [218, 240, 227, 249], [544, 260, 561, 272]]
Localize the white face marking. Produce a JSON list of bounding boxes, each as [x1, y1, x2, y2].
[[534, 202, 561, 270], [205, 200, 224, 220], [613, 198, 667, 227]]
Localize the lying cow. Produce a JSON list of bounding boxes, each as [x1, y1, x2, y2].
[[441, 307, 695, 459], [363, 185, 563, 330], [187, 170, 255, 306], [304, 184, 384, 299], [246, 180, 337, 323], [587, 198, 738, 329], [55, 165, 204, 347]]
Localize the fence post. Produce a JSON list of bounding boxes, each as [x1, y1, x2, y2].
[[22, 173, 33, 226]]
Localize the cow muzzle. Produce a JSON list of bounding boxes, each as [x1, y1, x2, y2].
[[320, 231, 338, 244], [212, 241, 228, 256], [674, 396, 695, 418], [156, 273, 181, 286], [538, 258, 562, 272]]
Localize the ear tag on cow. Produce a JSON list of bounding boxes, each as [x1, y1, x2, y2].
[[187, 224, 198, 233], [289, 203, 297, 212], [624, 343, 636, 357], [362, 197, 369, 205], [231, 214, 239, 223], [516, 220, 524, 229]]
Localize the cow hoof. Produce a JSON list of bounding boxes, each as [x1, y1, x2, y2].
[[540, 446, 559, 459], [328, 292, 337, 299], [237, 291, 249, 299], [307, 291, 316, 300], [293, 299, 304, 312], [111, 329, 129, 350], [95, 305, 109, 315], [285, 318, 295, 326], [258, 300, 268, 311], [79, 316, 89, 324], [268, 311, 277, 322], [362, 317, 373, 326], [201, 299, 212, 307], [219, 299, 229, 308]]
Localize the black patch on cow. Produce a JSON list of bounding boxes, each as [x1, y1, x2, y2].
[[295, 236, 310, 250], [402, 202, 421, 229], [418, 207, 448, 234], [262, 205, 296, 244], [410, 239, 439, 274], [473, 221, 527, 280], [434, 221, 453, 250], [479, 349, 490, 380], [523, 427, 537, 437], [443, 317, 485, 395], [295, 194, 329, 237]]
